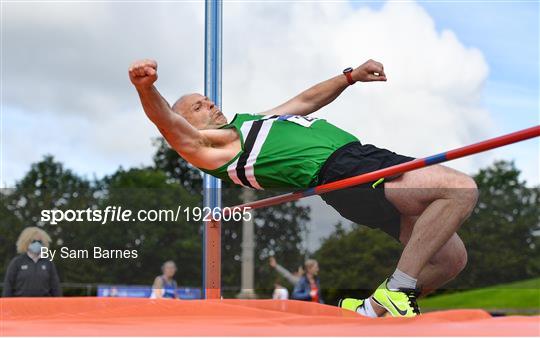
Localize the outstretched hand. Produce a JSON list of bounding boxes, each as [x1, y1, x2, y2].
[[352, 59, 387, 82], [129, 59, 158, 89]]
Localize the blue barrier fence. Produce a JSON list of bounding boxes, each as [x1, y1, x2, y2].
[[97, 285, 202, 299]]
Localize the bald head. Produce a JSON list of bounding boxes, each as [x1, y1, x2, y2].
[[171, 93, 227, 129], [171, 94, 195, 115]]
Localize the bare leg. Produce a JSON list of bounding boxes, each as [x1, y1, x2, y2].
[[369, 217, 467, 316], [370, 217, 468, 315], [399, 216, 468, 296], [369, 165, 476, 316], [384, 165, 477, 278]]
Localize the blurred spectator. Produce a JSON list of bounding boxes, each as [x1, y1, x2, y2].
[[291, 259, 323, 303], [272, 277, 289, 300], [268, 256, 303, 285], [2, 227, 61, 297], [150, 260, 178, 299]]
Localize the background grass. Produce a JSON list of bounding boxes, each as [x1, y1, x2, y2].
[[420, 278, 540, 315]]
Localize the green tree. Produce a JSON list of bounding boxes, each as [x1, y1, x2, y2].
[[314, 223, 401, 304], [452, 160, 540, 289], [94, 167, 202, 286], [0, 191, 24, 277], [0, 155, 98, 289], [2, 141, 314, 297], [0, 156, 203, 294], [153, 138, 202, 195]]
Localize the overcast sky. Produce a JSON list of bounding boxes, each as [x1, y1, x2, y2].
[[2, 1, 539, 251]]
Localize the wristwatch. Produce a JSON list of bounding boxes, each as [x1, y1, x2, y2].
[[343, 67, 355, 85]]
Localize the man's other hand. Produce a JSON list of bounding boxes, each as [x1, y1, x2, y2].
[[129, 59, 158, 89], [353, 59, 387, 82]]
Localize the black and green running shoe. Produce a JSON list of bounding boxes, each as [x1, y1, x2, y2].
[[338, 298, 366, 313], [372, 279, 421, 317]]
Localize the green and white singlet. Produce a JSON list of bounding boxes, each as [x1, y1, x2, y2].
[[199, 113, 358, 189]]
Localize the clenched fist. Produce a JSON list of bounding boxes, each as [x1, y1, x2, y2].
[[352, 59, 387, 82], [129, 59, 158, 89]]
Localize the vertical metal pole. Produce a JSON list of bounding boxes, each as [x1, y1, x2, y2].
[[237, 189, 256, 299], [203, 0, 222, 300]]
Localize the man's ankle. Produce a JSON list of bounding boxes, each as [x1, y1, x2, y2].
[[387, 268, 417, 290]]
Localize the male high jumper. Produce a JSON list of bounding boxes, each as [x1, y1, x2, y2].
[[129, 58, 478, 317]]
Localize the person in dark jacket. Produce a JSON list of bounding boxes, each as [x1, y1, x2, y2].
[[292, 259, 323, 303], [2, 227, 61, 297]]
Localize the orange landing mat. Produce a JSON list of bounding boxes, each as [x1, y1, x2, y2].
[[1, 297, 538, 336]]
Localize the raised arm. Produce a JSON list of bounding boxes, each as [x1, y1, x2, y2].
[[262, 59, 387, 116], [129, 59, 204, 157]]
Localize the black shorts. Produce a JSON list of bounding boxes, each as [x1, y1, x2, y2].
[[317, 142, 415, 240]]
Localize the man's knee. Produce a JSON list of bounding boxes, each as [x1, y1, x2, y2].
[[461, 176, 478, 215], [449, 244, 468, 277], [449, 174, 479, 216]]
